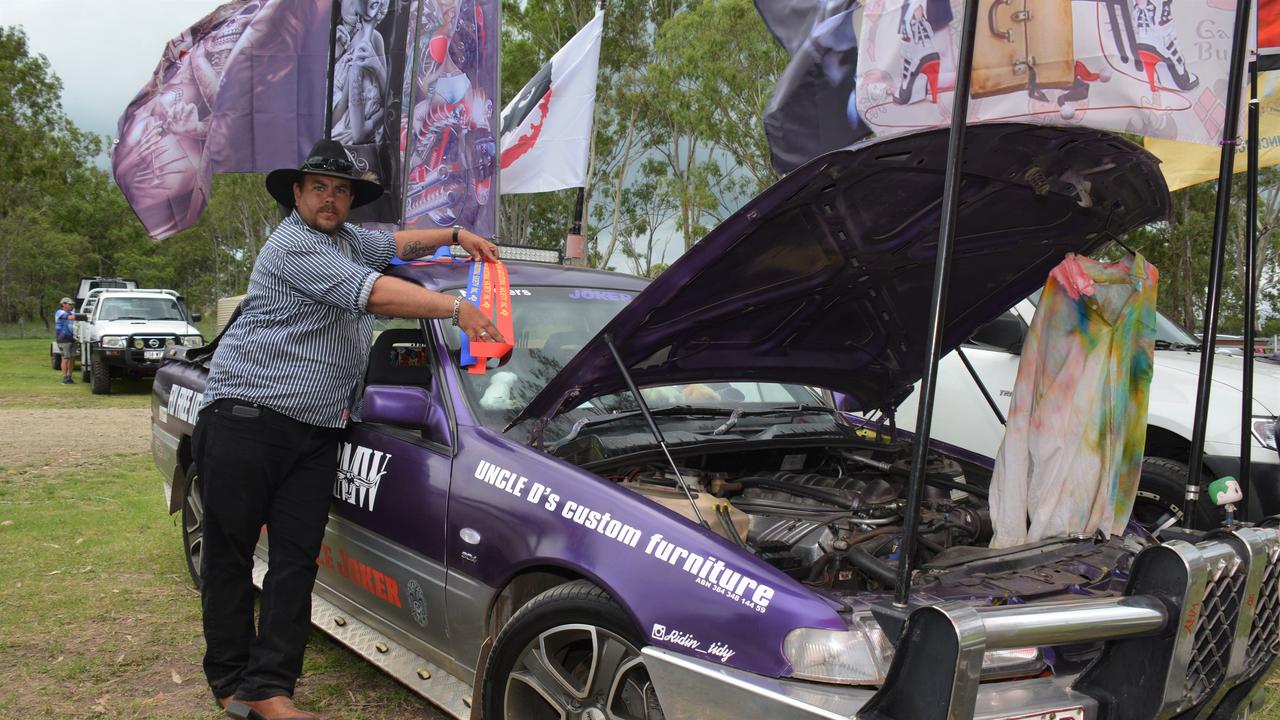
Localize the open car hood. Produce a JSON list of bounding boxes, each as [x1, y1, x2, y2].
[[512, 124, 1169, 428]]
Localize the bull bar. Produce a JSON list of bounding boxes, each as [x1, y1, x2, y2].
[[644, 528, 1280, 720]]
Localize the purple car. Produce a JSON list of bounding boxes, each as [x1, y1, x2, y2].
[[153, 124, 1280, 720]]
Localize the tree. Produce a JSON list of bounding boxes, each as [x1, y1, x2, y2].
[[611, 159, 677, 276], [1123, 170, 1280, 336], [0, 26, 125, 326]]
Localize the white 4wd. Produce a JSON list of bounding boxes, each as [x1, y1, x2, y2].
[[886, 298, 1280, 529], [75, 290, 204, 394]]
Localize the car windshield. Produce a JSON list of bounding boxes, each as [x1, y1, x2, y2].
[[97, 297, 185, 321], [440, 286, 822, 442]]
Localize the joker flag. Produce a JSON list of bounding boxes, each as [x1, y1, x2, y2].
[[855, 0, 1249, 146], [499, 10, 603, 194], [113, 1, 330, 240]]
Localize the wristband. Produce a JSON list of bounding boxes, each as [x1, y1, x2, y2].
[[450, 296, 463, 327], [451, 225, 461, 245]]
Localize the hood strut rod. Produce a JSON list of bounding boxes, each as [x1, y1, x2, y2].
[[602, 334, 711, 531], [894, 0, 982, 608]]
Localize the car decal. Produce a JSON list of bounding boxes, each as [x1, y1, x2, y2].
[[474, 459, 776, 613], [335, 443, 392, 512], [166, 384, 203, 426]]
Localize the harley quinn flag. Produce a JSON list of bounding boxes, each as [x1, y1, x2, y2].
[[855, 0, 1252, 147]]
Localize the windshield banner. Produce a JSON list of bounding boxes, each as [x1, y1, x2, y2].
[[855, 0, 1250, 146]]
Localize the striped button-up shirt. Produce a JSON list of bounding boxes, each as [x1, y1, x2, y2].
[[204, 211, 397, 428]]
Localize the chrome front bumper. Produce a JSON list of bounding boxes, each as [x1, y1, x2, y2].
[[645, 527, 1280, 720]]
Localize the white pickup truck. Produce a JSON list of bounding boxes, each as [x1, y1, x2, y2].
[[73, 289, 204, 394], [879, 297, 1280, 529]]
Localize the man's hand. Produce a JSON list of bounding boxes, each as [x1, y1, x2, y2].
[[457, 229, 500, 262], [457, 301, 505, 344]]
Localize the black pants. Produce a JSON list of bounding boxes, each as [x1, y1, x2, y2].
[[192, 398, 339, 701]]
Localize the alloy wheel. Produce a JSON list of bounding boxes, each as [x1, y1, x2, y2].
[[503, 624, 662, 720]]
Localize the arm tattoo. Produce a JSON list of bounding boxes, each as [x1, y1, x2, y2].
[[400, 240, 432, 259]]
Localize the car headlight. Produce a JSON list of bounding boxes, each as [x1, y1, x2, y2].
[[1252, 417, 1278, 451], [783, 617, 893, 685], [100, 336, 127, 348], [784, 614, 1046, 685], [181, 335, 205, 348]]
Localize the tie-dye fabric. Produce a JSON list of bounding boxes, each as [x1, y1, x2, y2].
[[989, 253, 1158, 548]]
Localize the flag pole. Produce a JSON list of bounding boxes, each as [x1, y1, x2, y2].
[[566, 186, 588, 264], [564, 0, 607, 265], [494, 0, 503, 228], [1183, 0, 1255, 528], [1240, 58, 1260, 511], [893, 0, 980, 608], [323, 0, 341, 140]]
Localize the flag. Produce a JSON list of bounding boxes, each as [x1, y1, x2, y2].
[[113, 1, 331, 240], [1145, 70, 1280, 191], [326, 0, 416, 224], [115, 0, 500, 239], [399, 0, 500, 234], [1260, 0, 1280, 71], [498, 10, 603, 194], [757, 0, 871, 174], [855, 0, 1249, 147]]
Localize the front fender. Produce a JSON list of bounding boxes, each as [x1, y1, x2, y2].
[[447, 427, 846, 678]]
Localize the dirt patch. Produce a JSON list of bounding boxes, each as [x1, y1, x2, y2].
[[0, 408, 150, 466]]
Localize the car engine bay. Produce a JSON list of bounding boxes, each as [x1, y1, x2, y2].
[[583, 434, 1138, 603]]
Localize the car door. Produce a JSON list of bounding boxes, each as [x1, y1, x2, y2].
[[316, 319, 457, 659]]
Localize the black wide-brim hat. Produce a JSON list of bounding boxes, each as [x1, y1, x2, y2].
[[265, 139, 384, 209]]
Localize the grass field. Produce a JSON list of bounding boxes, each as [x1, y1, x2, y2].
[[0, 338, 440, 719], [1, 336, 1279, 718], [0, 338, 153, 410]]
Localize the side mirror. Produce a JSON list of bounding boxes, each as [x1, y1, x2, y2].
[[191, 313, 202, 322], [362, 385, 435, 428], [74, 313, 88, 322]]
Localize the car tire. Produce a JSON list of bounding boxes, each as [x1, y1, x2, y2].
[[180, 464, 204, 589], [482, 580, 665, 720], [1133, 457, 1217, 531], [89, 352, 111, 395], [51, 351, 61, 371]]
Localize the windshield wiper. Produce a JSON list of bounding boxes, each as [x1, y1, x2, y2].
[[552, 403, 838, 447], [554, 405, 732, 444]]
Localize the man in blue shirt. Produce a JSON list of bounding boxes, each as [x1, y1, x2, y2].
[[196, 139, 502, 720], [54, 297, 75, 384]]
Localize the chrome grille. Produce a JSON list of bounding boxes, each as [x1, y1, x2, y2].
[[1246, 544, 1280, 676], [1184, 557, 1245, 706]]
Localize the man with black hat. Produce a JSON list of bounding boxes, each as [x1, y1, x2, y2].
[[194, 139, 502, 720]]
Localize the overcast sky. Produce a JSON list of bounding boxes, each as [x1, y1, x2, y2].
[[2, 0, 224, 146]]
